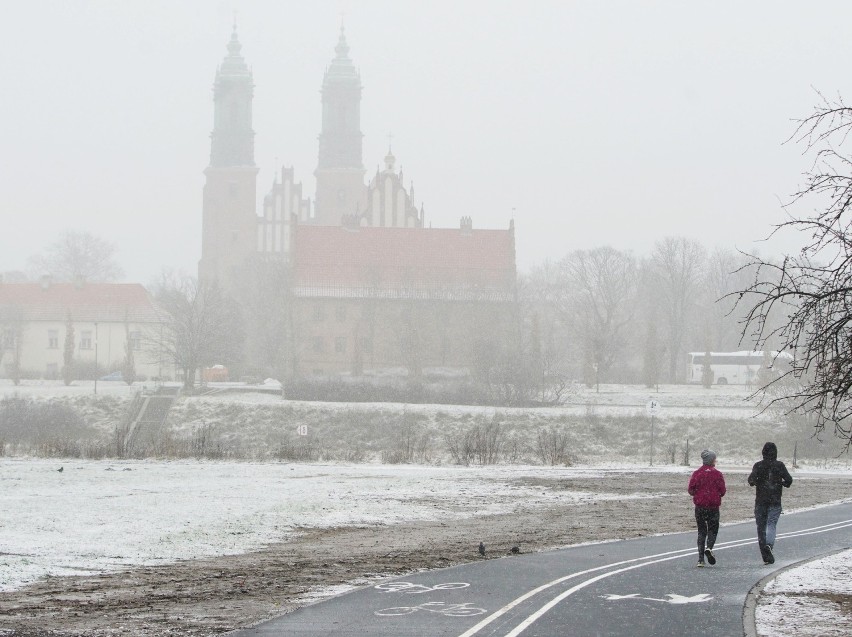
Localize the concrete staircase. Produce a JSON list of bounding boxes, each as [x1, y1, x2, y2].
[[119, 386, 180, 456]]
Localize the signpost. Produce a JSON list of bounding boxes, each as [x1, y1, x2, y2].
[[646, 399, 661, 466]]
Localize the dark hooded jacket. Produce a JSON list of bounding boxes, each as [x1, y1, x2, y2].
[[748, 442, 793, 506]]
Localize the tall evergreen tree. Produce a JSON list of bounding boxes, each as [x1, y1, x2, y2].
[[62, 314, 75, 386]]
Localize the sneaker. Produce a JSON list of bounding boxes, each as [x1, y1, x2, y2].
[[765, 546, 775, 564], [696, 561, 705, 567], [704, 548, 716, 565]]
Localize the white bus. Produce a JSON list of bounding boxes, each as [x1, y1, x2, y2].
[[686, 351, 792, 385]]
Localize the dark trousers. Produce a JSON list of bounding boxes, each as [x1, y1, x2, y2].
[[695, 506, 720, 558]]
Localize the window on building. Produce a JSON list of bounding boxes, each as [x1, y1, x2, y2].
[[361, 337, 374, 355], [48, 330, 59, 349], [80, 330, 93, 350], [336, 305, 347, 322], [335, 337, 346, 354], [2, 330, 14, 349], [313, 305, 325, 322], [130, 331, 142, 351], [229, 182, 239, 198], [312, 336, 324, 353], [45, 363, 58, 379]]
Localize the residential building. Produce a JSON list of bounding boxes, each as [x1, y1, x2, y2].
[[0, 280, 164, 381]]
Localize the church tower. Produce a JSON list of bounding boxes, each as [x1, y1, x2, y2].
[[199, 24, 260, 292], [314, 27, 367, 225]]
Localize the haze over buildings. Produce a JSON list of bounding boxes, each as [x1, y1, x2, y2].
[[4, 2, 852, 283]]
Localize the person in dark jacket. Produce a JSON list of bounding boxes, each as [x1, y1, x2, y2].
[[748, 441, 793, 564], [687, 449, 726, 567]]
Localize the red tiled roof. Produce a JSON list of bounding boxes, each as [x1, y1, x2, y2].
[[0, 283, 161, 324], [292, 225, 516, 300]]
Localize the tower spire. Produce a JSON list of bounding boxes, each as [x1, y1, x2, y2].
[[200, 25, 260, 293], [314, 27, 365, 225], [209, 25, 255, 168]]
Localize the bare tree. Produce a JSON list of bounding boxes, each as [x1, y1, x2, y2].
[[149, 274, 244, 391], [650, 237, 707, 382], [28, 231, 123, 283], [236, 259, 292, 379], [734, 92, 852, 446], [516, 264, 574, 402], [558, 247, 638, 390], [641, 315, 665, 390], [705, 247, 755, 351]]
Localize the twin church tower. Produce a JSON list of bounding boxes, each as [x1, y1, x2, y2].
[[197, 25, 517, 379], [199, 25, 423, 292]]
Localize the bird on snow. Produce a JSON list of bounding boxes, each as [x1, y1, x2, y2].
[[478, 542, 485, 557], [510, 546, 520, 554], [57, 467, 63, 473]]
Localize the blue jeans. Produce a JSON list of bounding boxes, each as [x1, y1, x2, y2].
[[755, 502, 782, 548]]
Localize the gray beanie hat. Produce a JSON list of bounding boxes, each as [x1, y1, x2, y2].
[[701, 449, 717, 465]]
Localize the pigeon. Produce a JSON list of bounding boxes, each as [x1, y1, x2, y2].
[[478, 542, 485, 557], [57, 467, 63, 473], [510, 546, 520, 554]]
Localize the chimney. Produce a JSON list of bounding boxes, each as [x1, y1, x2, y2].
[[73, 275, 86, 289], [460, 216, 473, 236], [40, 275, 52, 290], [341, 213, 361, 232]]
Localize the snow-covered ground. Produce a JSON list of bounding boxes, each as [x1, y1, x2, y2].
[[0, 458, 847, 636], [0, 458, 655, 592], [755, 549, 852, 637]]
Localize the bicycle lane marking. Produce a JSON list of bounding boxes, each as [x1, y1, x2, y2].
[[498, 519, 852, 637], [455, 518, 852, 637], [376, 601, 487, 617], [374, 582, 486, 617]]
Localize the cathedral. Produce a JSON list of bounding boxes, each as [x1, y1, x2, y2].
[[199, 26, 518, 380]]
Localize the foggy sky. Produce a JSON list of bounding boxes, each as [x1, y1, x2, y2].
[[3, 1, 851, 284]]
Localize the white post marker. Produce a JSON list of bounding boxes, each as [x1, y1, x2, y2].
[[646, 400, 661, 466], [297, 425, 308, 436]]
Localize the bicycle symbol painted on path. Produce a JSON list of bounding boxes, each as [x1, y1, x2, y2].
[[374, 582, 485, 617], [375, 601, 487, 617], [374, 581, 470, 595]]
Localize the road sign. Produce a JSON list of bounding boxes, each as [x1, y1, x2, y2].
[[297, 425, 308, 436], [646, 400, 661, 416]]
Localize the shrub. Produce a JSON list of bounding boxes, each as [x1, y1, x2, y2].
[[535, 427, 572, 466]]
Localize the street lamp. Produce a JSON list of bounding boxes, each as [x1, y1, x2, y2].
[[94, 322, 99, 395]]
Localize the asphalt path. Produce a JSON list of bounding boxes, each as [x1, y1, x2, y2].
[[229, 502, 852, 636]]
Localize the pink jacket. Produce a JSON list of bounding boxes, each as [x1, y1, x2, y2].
[[688, 465, 726, 509]]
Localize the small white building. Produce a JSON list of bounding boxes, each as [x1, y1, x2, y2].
[[0, 280, 164, 381]]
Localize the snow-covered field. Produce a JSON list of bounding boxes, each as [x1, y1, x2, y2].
[[0, 457, 660, 593]]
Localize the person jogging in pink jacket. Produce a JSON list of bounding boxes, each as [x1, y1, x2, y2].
[[687, 449, 726, 567]]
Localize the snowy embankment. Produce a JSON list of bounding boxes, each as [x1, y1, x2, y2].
[[2, 380, 848, 467]]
